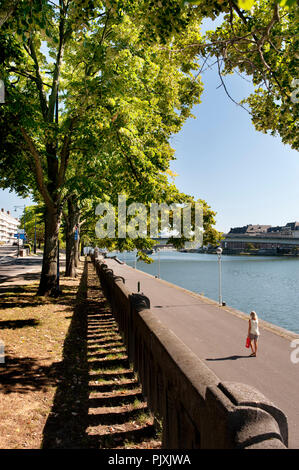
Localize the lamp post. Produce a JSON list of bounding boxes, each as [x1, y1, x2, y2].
[[14, 204, 26, 250], [157, 248, 160, 279], [34, 213, 37, 254], [216, 246, 223, 306], [14, 205, 26, 230]]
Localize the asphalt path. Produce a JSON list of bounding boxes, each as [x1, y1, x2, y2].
[[0, 256, 43, 286], [104, 257, 299, 449], [0, 246, 65, 288]]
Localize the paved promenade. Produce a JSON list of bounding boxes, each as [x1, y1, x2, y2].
[[104, 258, 299, 449]]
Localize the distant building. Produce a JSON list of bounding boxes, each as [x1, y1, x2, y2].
[[222, 222, 299, 255], [229, 224, 271, 235], [0, 209, 20, 244]]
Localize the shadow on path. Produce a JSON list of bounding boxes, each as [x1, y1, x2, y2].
[[42, 261, 160, 449], [0, 319, 39, 329], [206, 355, 252, 361], [0, 355, 59, 394]]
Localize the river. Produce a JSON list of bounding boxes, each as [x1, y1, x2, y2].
[[112, 251, 299, 334]]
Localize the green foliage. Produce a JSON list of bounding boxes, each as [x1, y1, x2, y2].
[[0, 0, 221, 267], [203, 0, 299, 149], [19, 204, 45, 247]]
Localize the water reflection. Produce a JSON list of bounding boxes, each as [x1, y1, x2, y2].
[[110, 251, 299, 334]]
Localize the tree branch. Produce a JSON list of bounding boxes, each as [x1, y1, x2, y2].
[[25, 38, 49, 120], [20, 127, 54, 210], [217, 58, 251, 114], [8, 66, 51, 89], [58, 117, 77, 186], [0, 0, 20, 28], [116, 130, 141, 184], [48, 1, 67, 122], [230, 1, 287, 99]]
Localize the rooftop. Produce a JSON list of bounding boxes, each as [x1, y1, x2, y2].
[[228, 222, 299, 236]]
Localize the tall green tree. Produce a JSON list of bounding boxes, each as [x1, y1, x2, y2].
[[19, 203, 45, 250], [0, 0, 217, 295], [135, 0, 298, 148], [203, 0, 299, 149]]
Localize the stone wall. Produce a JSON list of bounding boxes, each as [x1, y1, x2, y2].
[[93, 255, 288, 449]]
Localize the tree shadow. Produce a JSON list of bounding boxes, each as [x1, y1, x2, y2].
[[0, 319, 39, 329], [0, 271, 42, 285], [0, 284, 77, 310], [41, 261, 158, 449], [0, 355, 60, 394], [0, 273, 84, 398]]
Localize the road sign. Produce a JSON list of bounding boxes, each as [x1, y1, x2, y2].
[[17, 229, 25, 234], [14, 234, 26, 240]]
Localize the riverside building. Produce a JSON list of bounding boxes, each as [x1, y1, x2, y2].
[[0, 208, 20, 244], [222, 222, 299, 255]]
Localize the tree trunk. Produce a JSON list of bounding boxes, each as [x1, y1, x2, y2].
[[65, 198, 80, 278], [38, 205, 60, 296]]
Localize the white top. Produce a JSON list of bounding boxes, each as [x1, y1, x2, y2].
[[250, 319, 260, 336]]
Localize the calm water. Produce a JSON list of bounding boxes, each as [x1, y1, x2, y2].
[[113, 251, 299, 334]]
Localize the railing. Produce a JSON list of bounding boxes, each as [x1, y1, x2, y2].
[[92, 254, 288, 449]]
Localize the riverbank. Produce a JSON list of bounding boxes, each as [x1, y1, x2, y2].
[[103, 257, 299, 448], [115, 251, 299, 335], [196, 250, 299, 257]]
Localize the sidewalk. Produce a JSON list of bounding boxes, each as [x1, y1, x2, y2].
[[103, 258, 299, 449], [0, 254, 67, 287]]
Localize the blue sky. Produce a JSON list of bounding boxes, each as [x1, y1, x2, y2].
[[1, 17, 298, 233], [169, 65, 299, 233]]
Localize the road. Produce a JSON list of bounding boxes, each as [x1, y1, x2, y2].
[[0, 246, 42, 286], [0, 245, 19, 264], [0, 246, 64, 287], [104, 257, 299, 449]]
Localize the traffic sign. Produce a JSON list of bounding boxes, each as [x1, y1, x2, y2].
[[14, 234, 26, 240]]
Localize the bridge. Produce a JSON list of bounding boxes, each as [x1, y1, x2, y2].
[[222, 233, 299, 253], [151, 237, 175, 249]]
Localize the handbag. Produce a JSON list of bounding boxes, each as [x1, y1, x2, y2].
[[245, 337, 251, 348]]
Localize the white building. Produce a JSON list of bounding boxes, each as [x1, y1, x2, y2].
[[0, 209, 20, 244]]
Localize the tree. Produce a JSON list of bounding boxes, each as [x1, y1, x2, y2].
[[126, 1, 297, 148], [0, 0, 22, 29], [0, 1, 220, 295], [202, 0, 299, 149], [19, 203, 45, 250]]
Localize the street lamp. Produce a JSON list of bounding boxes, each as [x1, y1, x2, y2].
[[216, 246, 223, 306], [134, 249, 137, 269], [14, 204, 26, 254], [34, 213, 37, 254], [157, 247, 160, 279], [14, 204, 26, 236]]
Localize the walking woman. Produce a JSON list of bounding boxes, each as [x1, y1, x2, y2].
[[248, 311, 260, 357]]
